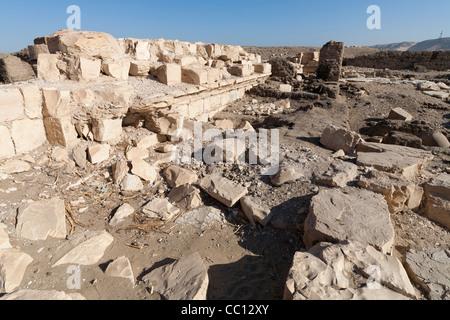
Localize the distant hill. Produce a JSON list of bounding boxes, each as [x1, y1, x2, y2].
[[370, 37, 450, 52], [370, 42, 417, 51]]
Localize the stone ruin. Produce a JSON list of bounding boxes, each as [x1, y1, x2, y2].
[[0, 29, 272, 160]]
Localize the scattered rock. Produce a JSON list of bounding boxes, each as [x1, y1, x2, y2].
[[388, 108, 413, 121], [0, 248, 33, 293], [314, 160, 358, 188], [199, 175, 248, 207], [88, 144, 110, 164], [131, 159, 158, 182], [167, 184, 203, 210], [109, 203, 135, 226], [320, 124, 362, 155], [142, 198, 180, 221], [270, 166, 303, 187], [163, 165, 198, 188], [112, 160, 129, 184], [0, 289, 86, 300], [423, 173, 450, 229], [240, 196, 272, 227], [177, 206, 226, 230], [142, 252, 209, 300], [104, 256, 135, 285], [0, 160, 31, 174], [121, 174, 144, 192]]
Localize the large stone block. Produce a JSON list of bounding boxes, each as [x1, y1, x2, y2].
[[0, 55, 35, 83], [157, 63, 181, 86], [0, 88, 24, 123], [228, 64, 253, 77], [424, 174, 450, 229], [0, 126, 15, 160], [199, 175, 248, 207], [43, 117, 78, 148], [181, 67, 208, 85], [129, 60, 151, 76], [37, 54, 60, 81], [42, 88, 73, 118], [20, 86, 43, 119], [0, 248, 33, 293], [102, 60, 131, 80], [28, 44, 50, 61], [91, 118, 123, 143], [320, 124, 362, 155], [253, 63, 272, 74], [77, 57, 101, 80], [11, 119, 47, 154]]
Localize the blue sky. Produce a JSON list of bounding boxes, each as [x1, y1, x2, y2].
[[0, 0, 449, 52]]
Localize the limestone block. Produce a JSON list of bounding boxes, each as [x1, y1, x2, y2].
[[87, 144, 110, 164], [0, 126, 15, 160], [388, 108, 413, 121], [0, 248, 33, 293], [77, 57, 101, 80], [12, 119, 47, 154], [157, 63, 181, 86], [199, 175, 248, 207], [28, 44, 50, 61], [174, 55, 198, 67], [121, 174, 144, 192], [181, 67, 208, 85], [91, 118, 123, 143], [109, 204, 135, 227], [42, 88, 73, 118], [43, 117, 78, 148], [163, 165, 198, 188], [320, 124, 362, 155], [227, 64, 253, 77], [0, 88, 25, 123], [102, 60, 131, 80], [105, 256, 135, 285], [142, 198, 180, 221], [167, 185, 202, 210], [129, 60, 151, 76], [424, 174, 450, 229], [131, 159, 158, 182], [0, 55, 35, 83], [254, 63, 272, 74], [20, 86, 42, 119], [37, 54, 60, 81]]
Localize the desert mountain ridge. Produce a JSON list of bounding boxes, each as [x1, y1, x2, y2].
[[371, 37, 450, 51]]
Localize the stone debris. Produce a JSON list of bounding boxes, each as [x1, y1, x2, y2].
[[163, 165, 198, 188], [121, 174, 144, 192], [423, 174, 450, 229], [270, 166, 303, 187], [109, 203, 135, 226], [0, 248, 33, 293], [320, 124, 362, 155], [304, 189, 395, 254], [405, 249, 450, 300], [112, 160, 129, 184], [51, 230, 114, 267], [388, 107, 413, 121], [104, 256, 135, 285], [0, 225, 11, 249], [16, 198, 66, 241], [285, 241, 417, 300], [88, 144, 111, 164], [314, 160, 358, 188], [176, 206, 226, 230], [199, 174, 248, 207], [240, 196, 272, 227], [167, 184, 203, 210], [141, 198, 180, 221], [0, 289, 86, 300], [131, 159, 158, 182], [142, 252, 209, 300]]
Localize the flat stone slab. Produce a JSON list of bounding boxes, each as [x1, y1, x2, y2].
[[314, 160, 358, 188], [356, 142, 434, 180], [142, 198, 180, 221], [0, 248, 33, 293], [405, 249, 450, 300], [142, 252, 209, 300], [199, 175, 247, 207], [285, 241, 417, 300], [0, 289, 86, 300], [304, 189, 395, 254], [16, 198, 66, 241]]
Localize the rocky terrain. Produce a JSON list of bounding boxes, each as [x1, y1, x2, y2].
[[0, 30, 449, 301]]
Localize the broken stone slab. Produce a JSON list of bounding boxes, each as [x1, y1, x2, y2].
[[0, 88, 25, 122], [51, 230, 114, 268], [91, 118, 123, 143], [270, 166, 303, 187], [181, 67, 208, 85], [388, 108, 413, 122], [37, 53, 60, 81], [0, 225, 11, 249], [12, 119, 47, 155], [358, 169, 423, 213], [142, 252, 208, 300], [16, 198, 66, 241], [0, 248, 33, 293], [121, 174, 144, 192], [356, 142, 434, 180], [0, 55, 35, 83], [423, 173, 450, 229], [382, 131, 423, 149], [240, 196, 272, 227], [43, 116, 78, 148], [142, 198, 180, 221], [320, 124, 362, 155], [133, 133, 160, 149], [126, 147, 149, 161], [163, 165, 198, 188], [177, 206, 226, 230], [284, 241, 416, 300], [0, 160, 31, 174], [404, 249, 450, 300], [167, 184, 203, 210], [102, 59, 131, 80], [72, 144, 87, 169], [109, 203, 135, 226], [0, 289, 86, 300], [304, 189, 395, 254], [199, 175, 248, 207], [129, 60, 151, 76], [88, 144, 110, 164], [131, 159, 158, 182], [214, 119, 234, 130], [112, 160, 129, 184], [314, 160, 358, 188], [422, 90, 450, 100], [104, 256, 135, 285]]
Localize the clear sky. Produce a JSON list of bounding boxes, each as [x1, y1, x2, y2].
[[0, 0, 449, 52]]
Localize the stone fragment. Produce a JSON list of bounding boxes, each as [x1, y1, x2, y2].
[[0, 225, 11, 249], [43, 117, 78, 148], [163, 165, 197, 188], [157, 63, 181, 86], [112, 160, 129, 184], [129, 60, 151, 76], [388, 108, 413, 121], [131, 159, 158, 182], [167, 184, 203, 210], [87, 144, 110, 164], [0, 126, 15, 160], [240, 196, 272, 227], [356, 142, 434, 180], [105, 256, 135, 285], [28, 44, 50, 61], [0, 290, 85, 300], [320, 124, 362, 155], [12, 119, 47, 154], [0, 160, 31, 174], [133, 133, 160, 149], [304, 189, 395, 254], [102, 60, 131, 80], [72, 144, 87, 169], [51, 230, 114, 267], [0, 88, 25, 122], [16, 198, 66, 241], [253, 63, 272, 74], [141, 198, 180, 221], [227, 64, 253, 77], [279, 84, 292, 93], [91, 118, 123, 143], [421, 131, 450, 148], [0, 55, 35, 83], [142, 252, 208, 300], [126, 147, 149, 161], [358, 169, 423, 213], [215, 119, 234, 130], [199, 175, 248, 207], [383, 131, 422, 149], [121, 174, 144, 192], [42, 88, 73, 118], [37, 54, 60, 81], [423, 174, 450, 229], [270, 166, 303, 187], [404, 249, 450, 300], [284, 241, 416, 300], [0, 248, 33, 293], [314, 160, 358, 188], [109, 204, 135, 226]]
